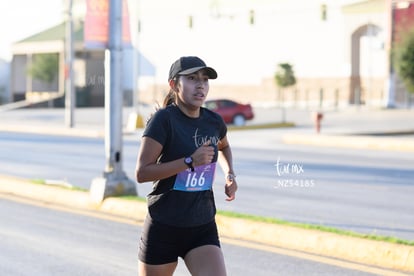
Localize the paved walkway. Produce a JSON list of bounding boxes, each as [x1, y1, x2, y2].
[[1, 105, 413, 136]]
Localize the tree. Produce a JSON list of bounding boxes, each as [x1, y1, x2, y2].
[[27, 53, 59, 85], [274, 63, 296, 88], [274, 63, 296, 122], [394, 28, 414, 94], [274, 62, 296, 105]]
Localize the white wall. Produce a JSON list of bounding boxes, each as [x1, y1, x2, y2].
[[74, 0, 389, 104], [133, 0, 367, 86]]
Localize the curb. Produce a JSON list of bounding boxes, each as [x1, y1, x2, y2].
[[216, 216, 414, 273], [0, 124, 105, 138], [0, 174, 413, 273], [283, 133, 414, 152]]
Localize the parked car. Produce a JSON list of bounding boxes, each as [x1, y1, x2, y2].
[[204, 99, 254, 126]]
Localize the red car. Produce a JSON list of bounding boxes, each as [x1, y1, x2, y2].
[[204, 99, 254, 126]]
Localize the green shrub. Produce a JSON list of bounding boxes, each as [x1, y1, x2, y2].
[[394, 28, 414, 94]]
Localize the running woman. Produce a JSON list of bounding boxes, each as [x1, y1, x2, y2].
[[135, 56, 238, 276]]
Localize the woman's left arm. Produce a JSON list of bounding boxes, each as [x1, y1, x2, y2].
[[218, 135, 238, 201]]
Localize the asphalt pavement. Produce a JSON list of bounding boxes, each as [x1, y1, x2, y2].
[[1, 105, 414, 274]]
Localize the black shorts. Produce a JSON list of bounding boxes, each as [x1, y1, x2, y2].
[[138, 215, 221, 265]]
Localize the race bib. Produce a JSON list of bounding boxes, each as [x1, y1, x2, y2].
[[173, 162, 216, 192]]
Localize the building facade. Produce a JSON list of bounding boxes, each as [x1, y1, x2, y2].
[[8, 0, 414, 108]]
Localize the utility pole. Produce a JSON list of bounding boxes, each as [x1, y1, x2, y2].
[[90, 0, 137, 203], [385, 0, 396, 108], [126, 0, 144, 131], [65, 0, 75, 127]]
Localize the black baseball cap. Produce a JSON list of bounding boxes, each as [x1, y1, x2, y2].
[[168, 56, 217, 81]]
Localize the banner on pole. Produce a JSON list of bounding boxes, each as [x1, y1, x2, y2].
[[84, 0, 131, 49]]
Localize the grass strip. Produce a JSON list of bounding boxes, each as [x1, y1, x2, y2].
[[217, 210, 414, 246], [228, 122, 295, 131], [30, 178, 413, 246]]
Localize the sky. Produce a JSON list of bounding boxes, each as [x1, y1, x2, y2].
[[0, 0, 63, 61]]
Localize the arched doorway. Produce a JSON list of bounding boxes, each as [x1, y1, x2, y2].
[[350, 23, 383, 104]]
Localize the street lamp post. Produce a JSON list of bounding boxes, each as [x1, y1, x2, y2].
[[65, 0, 75, 127], [385, 0, 396, 108], [90, 0, 137, 203]]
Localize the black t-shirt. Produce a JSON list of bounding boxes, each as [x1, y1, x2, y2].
[[142, 104, 227, 227]]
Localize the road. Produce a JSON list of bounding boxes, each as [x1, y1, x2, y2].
[[0, 130, 413, 242], [0, 194, 389, 276]]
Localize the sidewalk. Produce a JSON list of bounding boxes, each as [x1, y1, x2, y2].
[[1, 106, 414, 273], [280, 107, 414, 152], [1, 106, 414, 146]]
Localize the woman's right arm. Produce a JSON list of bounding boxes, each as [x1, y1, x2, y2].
[[135, 137, 215, 183], [135, 137, 189, 183]]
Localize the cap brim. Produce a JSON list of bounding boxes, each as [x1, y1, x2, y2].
[[178, 66, 217, 79]]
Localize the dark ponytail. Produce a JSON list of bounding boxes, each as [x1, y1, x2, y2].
[[161, 77, 178, 108], [146, 78, 177, 124], [162, 89, 176, 108]]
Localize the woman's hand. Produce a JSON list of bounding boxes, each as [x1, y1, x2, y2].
[[225, 174, 237, 201], [191, 141, 215, 167]]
